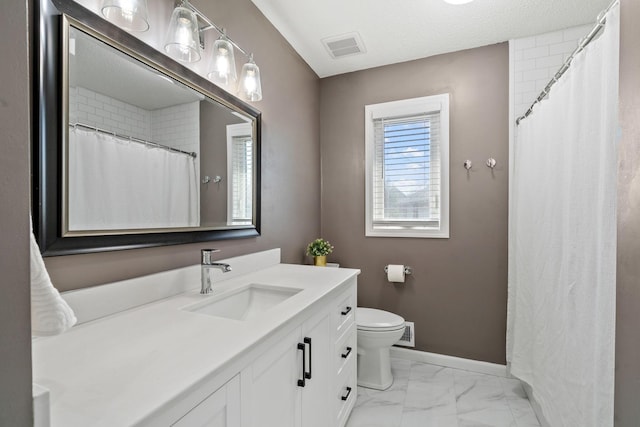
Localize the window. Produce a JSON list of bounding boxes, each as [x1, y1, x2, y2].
[[226, 123, 253, 225], [365, 94, 449, 238]]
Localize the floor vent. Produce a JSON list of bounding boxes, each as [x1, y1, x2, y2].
[[395, 321, 415, 348], [322, 32, 366, 59]]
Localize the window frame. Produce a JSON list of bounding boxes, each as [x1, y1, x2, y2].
[[226, 123, 254, 226], [364, 94, 450, 238]]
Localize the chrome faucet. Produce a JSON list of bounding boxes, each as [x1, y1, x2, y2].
[[201, 249, 232, 294]]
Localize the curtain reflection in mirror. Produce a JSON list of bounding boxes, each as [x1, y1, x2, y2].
[[68, 127, 200, 230]]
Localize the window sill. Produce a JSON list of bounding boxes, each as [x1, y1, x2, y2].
[[365, 227, 449, 239]]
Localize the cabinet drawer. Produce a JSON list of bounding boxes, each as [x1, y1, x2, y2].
[[335, 324, 356, 377], [335, 365, 357, 427], [333, 287, 356, 337]]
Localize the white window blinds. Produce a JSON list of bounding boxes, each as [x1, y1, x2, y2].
[[231, 135, 253, 223], [365, 94, 449, 238], [372, 113, 441, 227]]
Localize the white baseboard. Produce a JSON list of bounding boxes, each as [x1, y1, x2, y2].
[[390, 347, 508, 377]]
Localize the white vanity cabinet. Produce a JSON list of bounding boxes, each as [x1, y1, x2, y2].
[[172, 375, 241, 427], [244, 326, 301, 427], [332, 285, 358, 427], [300, 310, 332, 427], [244, 310, 331, 427], [33, 252, 361, 427], [242, 277, 356, 427]]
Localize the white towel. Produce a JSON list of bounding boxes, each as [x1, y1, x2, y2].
[[30, 220, 77, 336]]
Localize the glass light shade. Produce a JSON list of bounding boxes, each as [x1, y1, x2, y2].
[[101, 0, 149, 32], [238, 57, 262, 102], [164, 6, 201, 63], [207, 37, 237, 88]]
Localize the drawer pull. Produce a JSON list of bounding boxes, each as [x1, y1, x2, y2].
[[297, 342, 306, 387], [341, 386, 352, 401], [341, 306, 352, 316], [304, 337, 312, 380], [341, 346, 352, 359]]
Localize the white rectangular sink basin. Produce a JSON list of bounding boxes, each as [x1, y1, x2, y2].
[[184, 284, 303, 321]]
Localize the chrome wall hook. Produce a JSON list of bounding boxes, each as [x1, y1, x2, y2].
[[202, 175, 223, 185], [464, 160, 473, 170], [486, 158, 497, 169]]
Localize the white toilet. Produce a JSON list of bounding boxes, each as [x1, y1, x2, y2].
[[356, 307, 406, 390]]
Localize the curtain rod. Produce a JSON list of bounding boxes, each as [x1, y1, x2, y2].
[[70, 123, 197, 158], [515, 0, 619, 126]]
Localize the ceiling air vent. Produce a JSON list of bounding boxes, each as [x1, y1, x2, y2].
[[322, 32, 366, 59]]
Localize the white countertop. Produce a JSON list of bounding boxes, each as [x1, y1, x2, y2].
[[32, 255, 359, 426]]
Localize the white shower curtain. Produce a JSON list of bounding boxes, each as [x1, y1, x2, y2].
[[507, 3, 619, 427], [68, 128, 199, 230]]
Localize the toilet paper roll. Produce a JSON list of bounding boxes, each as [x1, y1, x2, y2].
[[387, 264, 405, 283]]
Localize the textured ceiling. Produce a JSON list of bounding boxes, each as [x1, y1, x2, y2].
[[70, 27, 203, 110], [250, 0, 612, 77]]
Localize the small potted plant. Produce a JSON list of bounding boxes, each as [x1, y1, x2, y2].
[[306, 238, 334, 267]]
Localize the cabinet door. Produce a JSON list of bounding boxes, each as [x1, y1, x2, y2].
[[300, 311, 331, 427], [172, 375, 240, 427], [247, 327, 302, 427]]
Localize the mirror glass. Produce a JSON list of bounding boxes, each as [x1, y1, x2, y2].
[[65, 24, 256, 235]]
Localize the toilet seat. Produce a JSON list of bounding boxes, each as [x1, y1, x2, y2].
[[357, 307, 405, 332]]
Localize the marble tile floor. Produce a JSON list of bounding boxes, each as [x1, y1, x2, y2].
[[345, 358, 541, 427]]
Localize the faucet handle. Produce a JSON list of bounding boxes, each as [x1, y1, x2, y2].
[[201, 248, 220, 265]]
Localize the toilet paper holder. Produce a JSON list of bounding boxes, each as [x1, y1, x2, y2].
[[384, 265, 412, 275]]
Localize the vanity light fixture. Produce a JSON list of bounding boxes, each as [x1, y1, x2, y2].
[[207, 31, 238, 89], [164, 3, 201, 63], [238, 54, 262, 102], [101, 0, 149, 32], [164, 1, 263, 101]]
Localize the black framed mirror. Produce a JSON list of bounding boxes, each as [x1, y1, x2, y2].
[[34, 0, 261, 256]]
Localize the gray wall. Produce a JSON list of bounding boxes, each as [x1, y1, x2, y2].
[[44, 0, 322, 291], [0, 0, 33, 424], [320, 43, 509, 364], [199, 101, 245, 227], [615, 0, 640, 424]]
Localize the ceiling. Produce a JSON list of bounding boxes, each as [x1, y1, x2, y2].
[[70, 27, 203, 110], [250, 0, 611, 78]]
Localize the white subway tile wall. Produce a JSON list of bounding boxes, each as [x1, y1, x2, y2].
[[69, 87, 200, 177], [69, 87, 201, 190], [151, 102, 200, 156], [69, 86, 152, 141], [511, 24, 592, 119], [69, 87, 200, 155], [152, 102, 200, 183]]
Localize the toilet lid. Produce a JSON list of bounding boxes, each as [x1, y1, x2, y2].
[[357, 308, 405, 331]]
